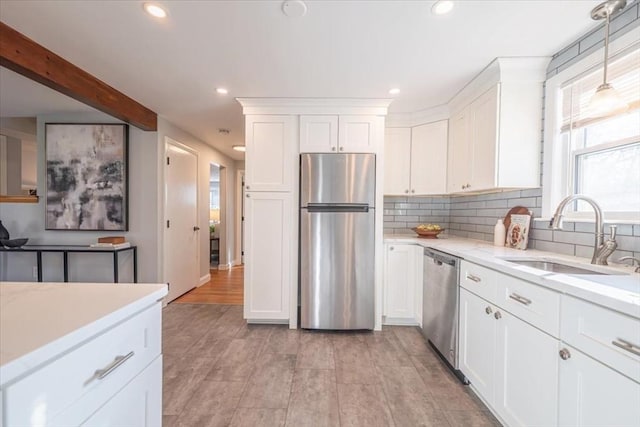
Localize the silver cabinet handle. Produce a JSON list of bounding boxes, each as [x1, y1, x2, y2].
[[485, 306, 492, 315], [559, 348, 571, 360], [612, 338, 640, 357], [466, 273, 481, 283], [494, 311, 502, 320], [87, 351, 135, 384], [509, 293, 532, 306]]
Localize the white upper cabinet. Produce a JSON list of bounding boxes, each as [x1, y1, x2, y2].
[[299, 115, 339, 152], [411, 121, 448, 194], [385, 120, 448, 195], [300, 115, 380, 153], [447, 108, 472, 193], [447, 58, 548, 193], [384, 128, 411, 194], [245, 115, 296, 192], [339, 115, 378, 152]]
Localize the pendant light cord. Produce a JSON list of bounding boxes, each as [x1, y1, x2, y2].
[[603, 8, 611, 85]]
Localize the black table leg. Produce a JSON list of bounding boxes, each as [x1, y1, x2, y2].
[[113, 251, 119, 283], [133, 247, 138, 283], [36, 251, 43, 282], [63, 252, 69, 282]]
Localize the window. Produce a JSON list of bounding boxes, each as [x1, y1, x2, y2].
[[543, 36, 640, 222]]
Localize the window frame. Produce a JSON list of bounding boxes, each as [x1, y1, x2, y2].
[[542, 28, 640, 223]]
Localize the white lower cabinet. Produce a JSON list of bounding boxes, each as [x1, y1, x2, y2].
[[244, 191, 292, 321], [558, 295, 640, 427], [459, 288, 497, 402], [383, 243, 422, 325], [459, 265, 560, 427], [495, 309, 559, 427], [558, 344, 640, 427], [81, 356, 162, 427], [3, 303, 163, 427]]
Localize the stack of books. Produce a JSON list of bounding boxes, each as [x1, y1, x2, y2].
[[90, 236, 131, 249]]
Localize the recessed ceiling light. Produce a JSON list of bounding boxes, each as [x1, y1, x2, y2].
[[232, 145, 246, 152], [282, 1, 307, 18], [143, 3, 167, 18], [216, 88, 229, 95], [431, 0, 454, 15], [389, 88, 401, 95]]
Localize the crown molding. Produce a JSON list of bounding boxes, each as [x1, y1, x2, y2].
[[235, 98, 393, 115]]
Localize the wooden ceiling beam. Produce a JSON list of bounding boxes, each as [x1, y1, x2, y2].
[[0, 21, 157, 131]]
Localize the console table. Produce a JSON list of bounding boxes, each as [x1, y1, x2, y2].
[[0, 245, 137, 283]]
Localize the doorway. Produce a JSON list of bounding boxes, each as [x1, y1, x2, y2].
[[164, 138, 199, 302], [209, 163, 221, 269]]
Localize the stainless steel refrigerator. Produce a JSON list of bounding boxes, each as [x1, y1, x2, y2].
[[299, 153, 375, 330]]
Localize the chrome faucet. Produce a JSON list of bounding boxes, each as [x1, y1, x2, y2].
[[549, 195, 617, 265]]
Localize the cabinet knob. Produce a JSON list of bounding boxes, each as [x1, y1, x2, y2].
[[411, 189, 415, 193], [339, 147, 344, 151], [246, 185, 250, 190], [494, 311, 502, 320], [405, 190, 409, 194], [559, 348, 571, 360], [461, 185, 465, 190], [246, 194, 250, 198], [485, 306, 493, 315], [332, 146, 336, 151], [389, 246, 394, 251]]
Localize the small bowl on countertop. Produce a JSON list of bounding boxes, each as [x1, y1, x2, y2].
[[411, 228, 444, 239], [0, 238, 29, 248]]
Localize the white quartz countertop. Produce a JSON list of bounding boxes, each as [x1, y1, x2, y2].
[[0, 282, 168, 386], [384, 234, 640, 319]]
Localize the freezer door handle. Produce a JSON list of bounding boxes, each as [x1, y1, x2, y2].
[[306, 204, 370, 213]]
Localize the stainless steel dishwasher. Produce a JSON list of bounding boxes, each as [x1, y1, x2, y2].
[[421, 248, 468, 384]]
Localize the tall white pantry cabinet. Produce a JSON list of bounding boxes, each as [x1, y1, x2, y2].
[[237, 99, 391, 329]]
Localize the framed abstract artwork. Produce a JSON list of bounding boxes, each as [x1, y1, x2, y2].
[[45, 123, 129, 231]]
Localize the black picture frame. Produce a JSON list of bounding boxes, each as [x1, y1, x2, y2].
[[45, 123, 129, 231]]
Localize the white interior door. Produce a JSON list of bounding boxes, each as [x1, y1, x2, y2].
[[165, 139, 199, 302]]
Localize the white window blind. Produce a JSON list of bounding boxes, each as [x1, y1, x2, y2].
[[561, 48, 640, 132]]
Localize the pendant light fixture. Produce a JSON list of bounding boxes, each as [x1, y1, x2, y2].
[[588, 0, 629, 118]]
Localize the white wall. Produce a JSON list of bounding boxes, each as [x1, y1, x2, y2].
[[0, 112, 160, 283], [156, 118, 237, 283]]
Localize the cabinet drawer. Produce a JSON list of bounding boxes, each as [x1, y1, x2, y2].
[[460, 261, 498, 302], [5, 303, 161, 426], [496, 273, 560, 337], [561, 295, 640, 383]]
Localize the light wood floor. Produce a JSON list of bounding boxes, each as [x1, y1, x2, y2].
[[174, 266, 243, 305], [162, 304, 501, 427]]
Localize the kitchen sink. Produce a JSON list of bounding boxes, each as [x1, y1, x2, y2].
[[502, 259, 625, 276]]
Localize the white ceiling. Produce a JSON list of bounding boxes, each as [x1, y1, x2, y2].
[[0, 0, 602, 160]]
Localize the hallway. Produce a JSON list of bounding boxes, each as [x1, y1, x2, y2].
[[175, 266, 243, 305]]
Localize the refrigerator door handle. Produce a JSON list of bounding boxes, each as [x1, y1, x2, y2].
[[306, 204, 370, 213]]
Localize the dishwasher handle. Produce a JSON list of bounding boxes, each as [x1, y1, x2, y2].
[[424, 248, 458, 267]]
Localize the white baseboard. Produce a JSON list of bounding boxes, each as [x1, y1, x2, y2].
[[247, 319, 289, 325], [198, 273, 211, 286], [382, 317, 420, 326], [217, 262, 231, 270]]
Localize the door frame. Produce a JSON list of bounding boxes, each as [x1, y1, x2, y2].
[[163, 137, 200, 293], [235, 169, 245, 266]]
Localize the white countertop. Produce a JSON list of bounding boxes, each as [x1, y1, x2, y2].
[[384, 234, 640, 319], [0, 282, 168, 386]]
